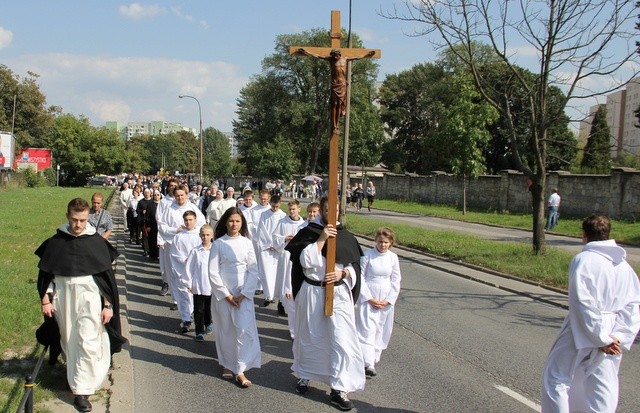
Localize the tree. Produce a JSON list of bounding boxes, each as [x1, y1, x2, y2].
[[0, 65, 59, 150], [245, 134, 300, 179], [48, 114, 127, 186], [582, 106, 612, 173], [203, 127, 233, 178], [386, 0, 638, 254], [233, 28, 381, 175], [378, 63, 497, 175]]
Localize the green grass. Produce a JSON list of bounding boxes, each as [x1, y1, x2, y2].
[[343, 213, 573, 289], [0, 186, 113, 413], [372, 199, 640, 245]]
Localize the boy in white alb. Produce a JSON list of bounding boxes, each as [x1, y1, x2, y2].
[[170, 210, 202, 334], [273, 199, 307, 337], [256, 194, 286, 306]]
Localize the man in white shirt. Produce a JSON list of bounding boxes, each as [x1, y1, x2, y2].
[[545, 188, 561, 231]]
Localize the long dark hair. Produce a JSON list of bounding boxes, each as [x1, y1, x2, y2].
[[214, 207, 248, 240]]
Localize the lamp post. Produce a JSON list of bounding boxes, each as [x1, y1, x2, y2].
[[178, 95, 203, 183]]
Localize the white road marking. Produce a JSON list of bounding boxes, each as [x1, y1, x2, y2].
[[494, 384, 541, 411]]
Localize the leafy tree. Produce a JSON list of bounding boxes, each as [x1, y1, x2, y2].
[[386, 0, 638, 253], [582, 106, 612, 173], [234, 28, 381, 175], [0, 65, 59, 150], [203, 127, 233, 178], [48, 114, 126, 186], [246, 134, 299, 179], [379, 63, 497, 176]]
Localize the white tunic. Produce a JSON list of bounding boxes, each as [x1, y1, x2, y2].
[[256, 208, 286, 299], [170, 228, 201, 321], [208, 234, 261, 374], [355, 247, 401, 368], [185, 245, 212, 296], [292, 241, 365, 393], [273, 215, 306, 338], [541, 240, 640, 413]]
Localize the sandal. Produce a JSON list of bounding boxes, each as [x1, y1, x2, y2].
[[236, 374, 252, 388], [222, 369, 233, 380]]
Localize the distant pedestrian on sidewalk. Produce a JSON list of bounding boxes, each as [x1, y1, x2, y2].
[[544, 188, 561, 231], [36, 198, 126, 412], [541, 214, 640, 413], [88, 192, 113, 240], [208, 207, 261, 388], [185, 224, 214, 342], [365, 181, 376, 212], [356, 227, 401, 378]]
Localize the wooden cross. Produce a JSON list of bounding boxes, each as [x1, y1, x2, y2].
[[289, 10, 380, 316]]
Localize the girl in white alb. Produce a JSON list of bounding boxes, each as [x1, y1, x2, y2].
[[355, 227, 401, 377]]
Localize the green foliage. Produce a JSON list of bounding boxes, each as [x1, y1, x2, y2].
[[246, 134, 300, 179], [379, 64, 497, 176], [581, 106, 612, 173], [17, 167, 47, 187], [204, 127, 233, 178], [233, 28, 380, 175]]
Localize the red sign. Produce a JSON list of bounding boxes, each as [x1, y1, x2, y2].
[[16, 148, 52, 171]]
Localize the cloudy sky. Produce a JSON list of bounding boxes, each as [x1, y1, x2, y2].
[[1, 1, 636, 133]]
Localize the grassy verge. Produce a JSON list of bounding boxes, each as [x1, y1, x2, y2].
[[343, 213, 574, 289], [372, 199, 640, 245], [0, 186, 113, 413]]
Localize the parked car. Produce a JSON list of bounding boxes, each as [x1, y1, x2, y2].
[[87, 175, 111, 186]]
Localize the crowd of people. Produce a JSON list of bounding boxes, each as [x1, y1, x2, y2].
[[36, 172, 639, 412], [62, 173, 397, 411]]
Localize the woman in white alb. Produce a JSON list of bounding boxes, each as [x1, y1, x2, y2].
[[208, 207, 261, 388], [355, 227, 401, 377]]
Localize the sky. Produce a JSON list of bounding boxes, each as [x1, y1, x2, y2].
[[1, 1, 637, 134]]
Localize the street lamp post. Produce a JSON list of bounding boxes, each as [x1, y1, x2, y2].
[[178, 95, 203, 183]]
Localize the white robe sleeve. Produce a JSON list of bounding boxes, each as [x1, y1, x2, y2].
[[386, 252, 402, 305], [358, 254, 372, 301], [240, 238, 259, 299], [208, 241, 230, 301]]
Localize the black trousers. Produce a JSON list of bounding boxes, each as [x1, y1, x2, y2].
[[193, 294, 212, 334]]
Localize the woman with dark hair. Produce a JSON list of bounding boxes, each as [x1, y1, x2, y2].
[[209, 207, 261, 388]]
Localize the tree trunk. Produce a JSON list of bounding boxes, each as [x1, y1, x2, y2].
[[529, 176, 547, 255]]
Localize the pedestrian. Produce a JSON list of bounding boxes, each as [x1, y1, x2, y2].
[[365, 181, 376, 212], [145, 190, 162, 261], [355, 227, 401, 378], [170, 210, 202, 334], [545, 188, 561, 231], [119, 182, 132, 230], [273, 199, 306, 332], [88, 192, 113, 240], [185, 224, 215, 342], [36, 198, 126, 412], [208, 207, 261, 388], [136, 188, 153, 256], [285, 196, 365, 411], [541, 214, 640, 413], [353, 183, 364, 211]]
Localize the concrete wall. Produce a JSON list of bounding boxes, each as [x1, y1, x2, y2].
[[364, 168, 640, 220]]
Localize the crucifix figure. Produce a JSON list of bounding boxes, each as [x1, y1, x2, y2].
[[290, 10, 380, 316], [296, 47, 375, 132]]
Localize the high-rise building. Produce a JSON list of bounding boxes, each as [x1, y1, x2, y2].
[[582, 77, 640, 158]]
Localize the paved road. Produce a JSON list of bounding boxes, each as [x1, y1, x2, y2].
[[40, 200, 640, 412]]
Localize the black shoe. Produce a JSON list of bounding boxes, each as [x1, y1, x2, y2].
[[296, 378, 309, 394], [170, 303, 178, 311], [73, 395, 92, 412], [160, 283, 169, 296], [254, 289, 263, 296], [277, 301, 287, 316], [262, 299, 272, 307], [365, 367, 377, 377], [180, 321, 190, 334], [330, 389, 353, 411]]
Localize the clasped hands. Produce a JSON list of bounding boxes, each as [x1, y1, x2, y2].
[[600, 337, 622, 355], [226, 294, 245, 308]]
